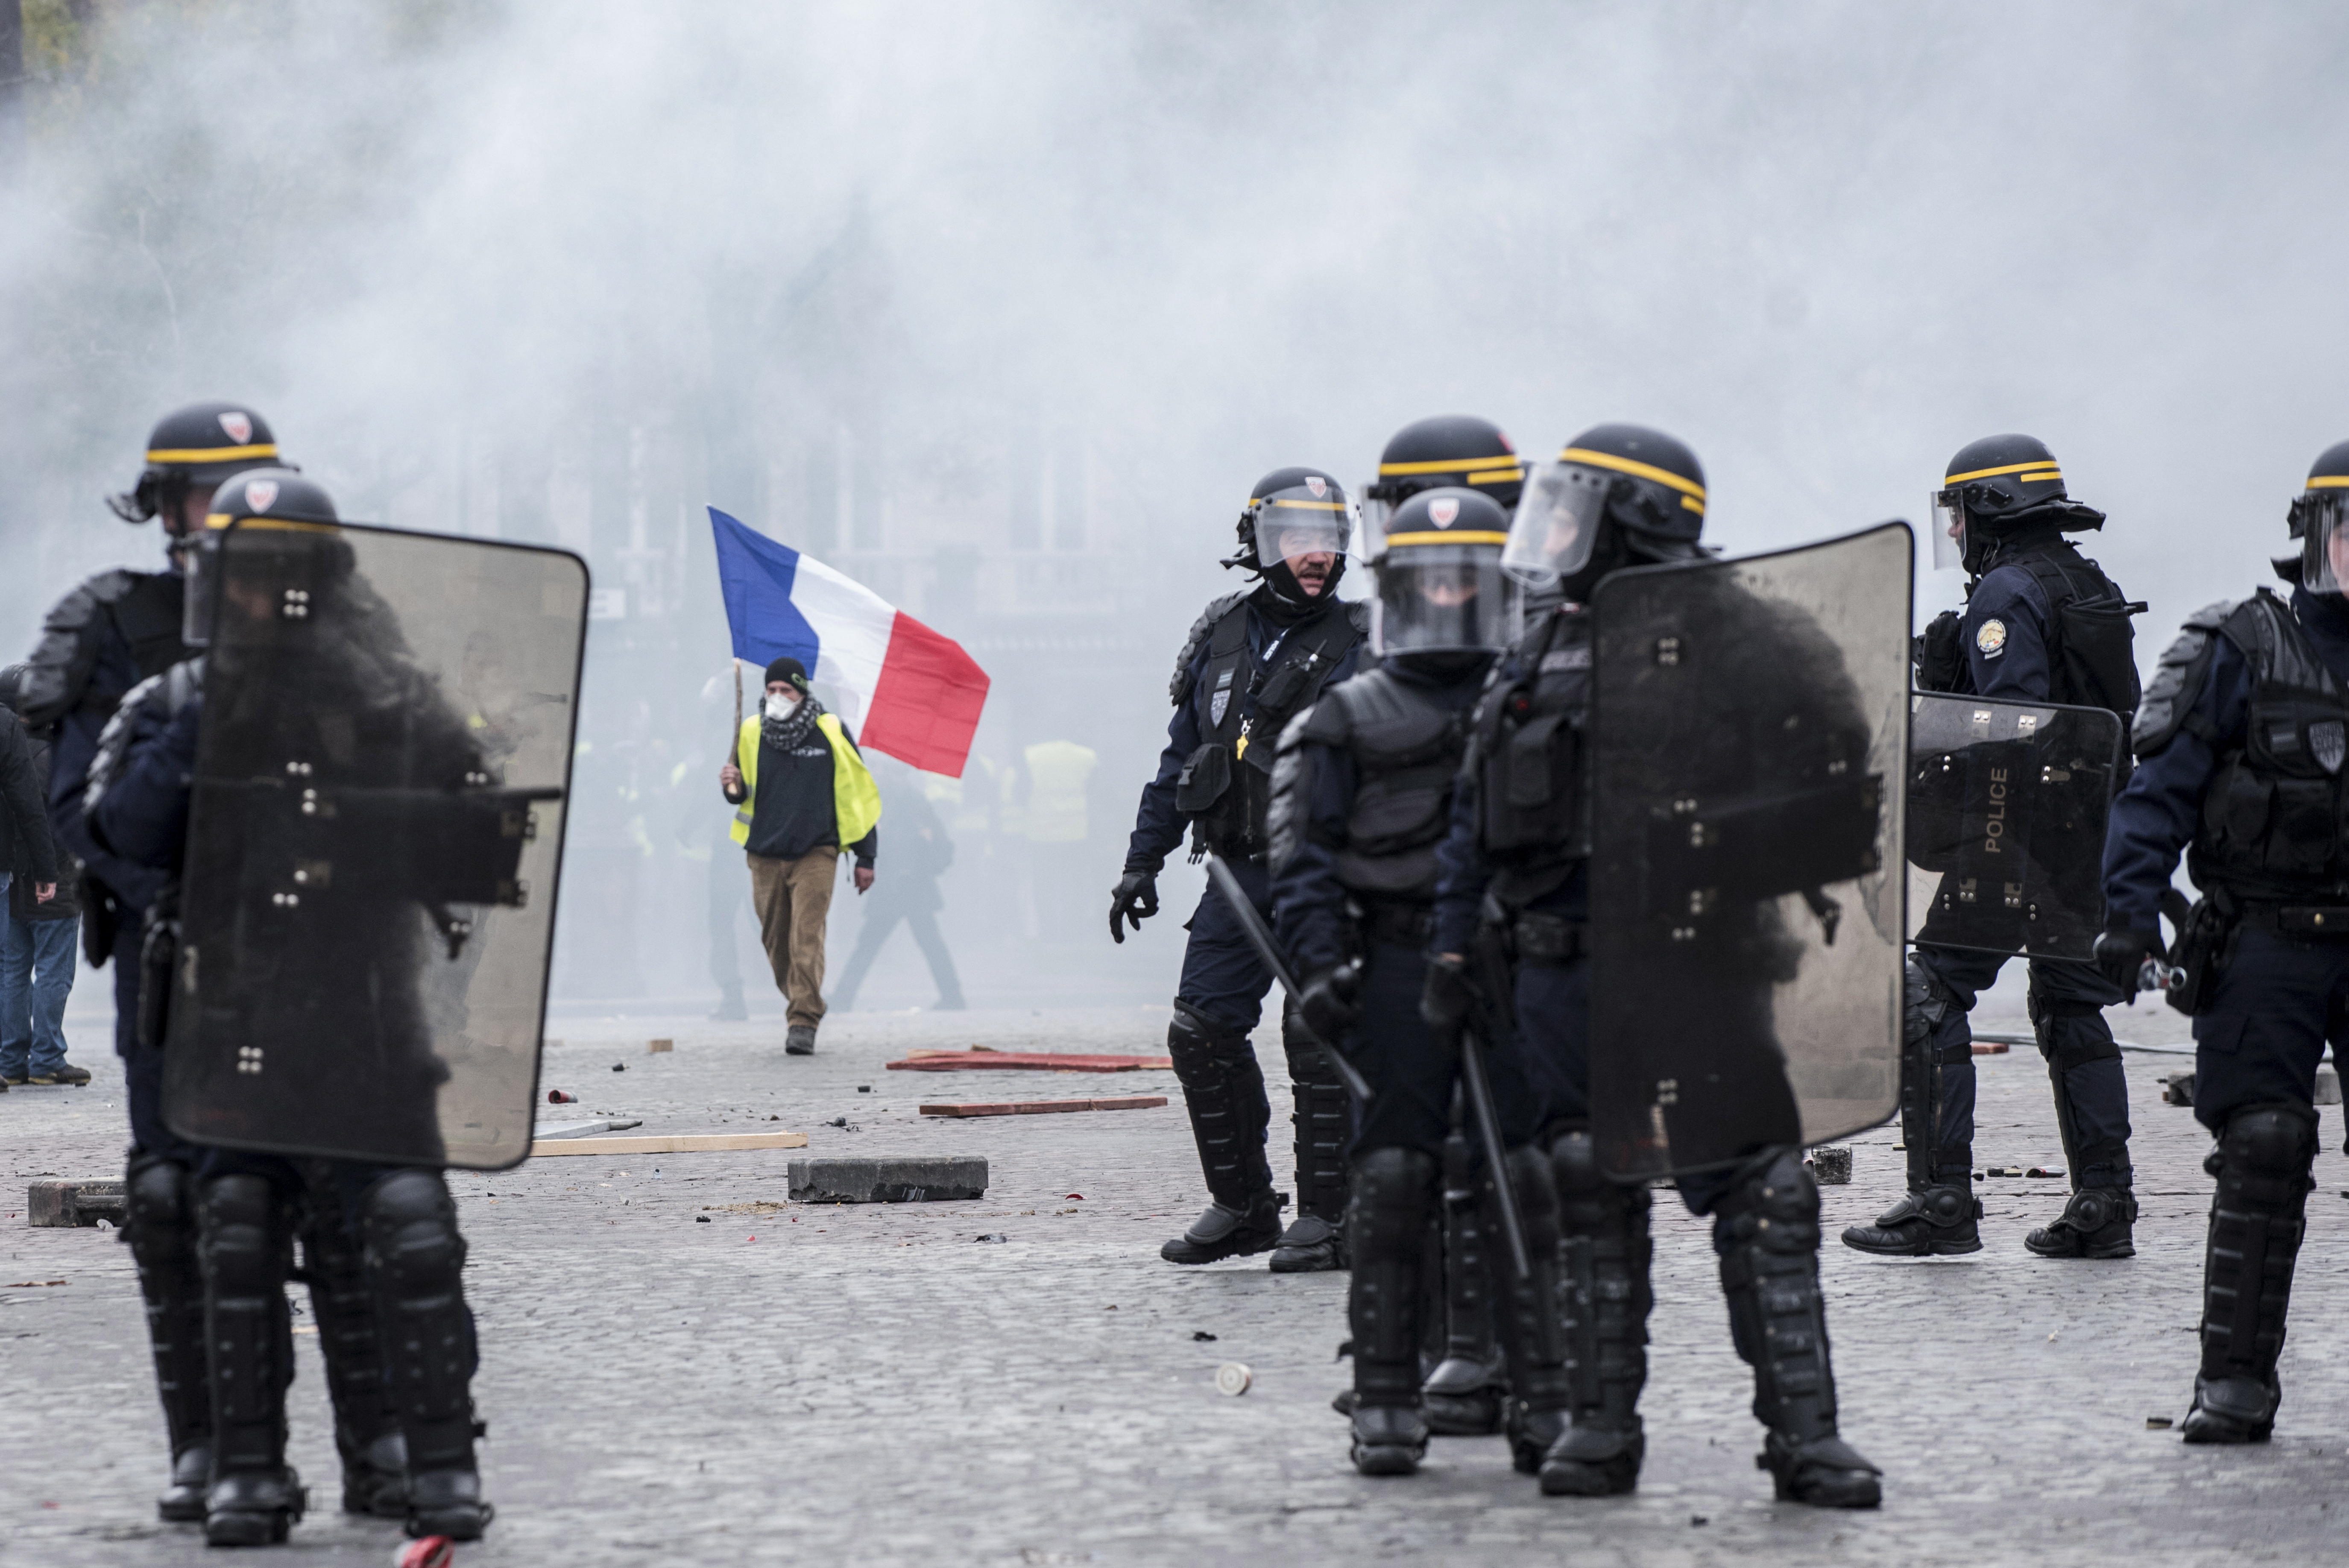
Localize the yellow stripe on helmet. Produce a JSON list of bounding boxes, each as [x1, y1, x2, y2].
[[1254, 497, 1347, 510], [203, 514, 341, 534], [1558, 447, 1707, 501], [148, 443, 280, 463], [1465, 467, 1526, 486], [1681, 495, 1705, 514], [2308, 475, 2349, 490], [1944, 458, 2062, 485], [1377, 454, 1523, 476], [1380, 530, 1511, 547]]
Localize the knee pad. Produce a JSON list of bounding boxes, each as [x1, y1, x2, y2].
[[1167, 1005, 1241, 1073], [2211, 1102, 2319, 1183], [199, 1175, 295, 1292], [126, 1155, 197, 1269], [361, 1169, 469, 1300], [1711, 1148, 1819, 1258], [1349, 1148, 1438, 1250]]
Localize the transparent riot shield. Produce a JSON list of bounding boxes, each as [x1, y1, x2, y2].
[[163, 520, 587, 1169], [1904, 693, 2123, 963], [1588, 522, 1910, 1180]]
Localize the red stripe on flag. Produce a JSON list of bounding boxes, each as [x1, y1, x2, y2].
[[862, 611, 991, 777]]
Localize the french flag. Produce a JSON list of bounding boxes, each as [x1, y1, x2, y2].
[[709, 507, 991, 778]]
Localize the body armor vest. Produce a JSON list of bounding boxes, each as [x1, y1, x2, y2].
[[1174, 595, 1365, 858], [1308, 668, 1470, 903], [1469, 609, 1591, 908], [2188, 592, 2349, 903]]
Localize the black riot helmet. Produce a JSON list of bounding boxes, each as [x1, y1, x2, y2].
[[106, 402, 289, 533], [1930, 433, 2105, 575], [2287, 439, 2349, 594], [184, 469, 341, 648], [1227, 466, 1356, 607], [1364, 487, 1512, 662], [1362, 415, 1526, 534], [1505, 422, 1707, 606]]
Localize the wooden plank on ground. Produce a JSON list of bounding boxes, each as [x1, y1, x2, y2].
[[919, 1095, 1169, 1119], [528, 1131, 809, 1158], [886, 1051, 1174, 1073]]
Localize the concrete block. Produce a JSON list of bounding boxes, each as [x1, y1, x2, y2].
[[1805, 1146, 1853, 1185], [27, 1179, 126, 1228], [788, 1155, 987, 1204]]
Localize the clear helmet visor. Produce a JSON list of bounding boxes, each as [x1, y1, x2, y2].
[[1254, 483, 1358, 574], [2304, 498, 2349, 594], [1371, 544, 1512, 656], [1930, 489, 1968, 571], [1502, 460, 1612, 589]]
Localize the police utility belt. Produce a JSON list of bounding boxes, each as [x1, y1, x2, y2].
[[2237, 901, 2349, 937], [1352, 900, 1434, 948]]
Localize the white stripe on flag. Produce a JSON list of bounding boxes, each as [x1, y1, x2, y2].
[[790, 551, 896, 716]]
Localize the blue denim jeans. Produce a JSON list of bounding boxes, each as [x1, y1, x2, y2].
[[0, 907, 80, 1079]]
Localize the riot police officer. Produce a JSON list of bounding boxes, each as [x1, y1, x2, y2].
[[17, 408, 407, 1524], [1427, 424, 1881, 1508], [1845, 435, 2143, 1260], [86, 472, 498, 1546], [1112, 468, 1370, 1270], [1266, 487, 1511, 1474], [2095, 439, 2349, 1444]]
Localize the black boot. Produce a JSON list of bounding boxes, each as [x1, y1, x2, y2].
[[1540, 1127, 1650, 1496], [2181, 1103, 2316, 1444], [1161, 1010, 1281, 1264], [1844, 960, 1980, 1257], [1347, 1147, 1435, 1475], [1715, 1149, 1881, 1509], [1271, 1010, 1352, 1273], [296, 1162, 409, 1518], [2024, 1186, 2138, 1259], [126, 1154, 211, 1524], [1840, 1185, 1981, 1257], [362, 1170, 494, 1540], [196, 1173, 308, 1547], [1422, 1134, 1507, 1436], [1482, 1146, 1572, 1477]]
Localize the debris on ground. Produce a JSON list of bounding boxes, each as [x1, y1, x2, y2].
[[887, 1049, 1175, 1074], [920, 1096, 1169, 1118], [974, 1233, 1008, 1243], [1804, 1146, 1852, 1184], [1214, 1363, 1252, 1396], [1192, 1331, 1217, 1342], [548, 1089, 579, 1103]]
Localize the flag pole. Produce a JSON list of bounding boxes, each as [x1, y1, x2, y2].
[[730, 658, 743, 769]]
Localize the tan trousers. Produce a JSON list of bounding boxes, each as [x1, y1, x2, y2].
[[747, 847, 838, 1028]]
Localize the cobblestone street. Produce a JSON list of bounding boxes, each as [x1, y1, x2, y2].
[[6, 999, 2346, 1566]]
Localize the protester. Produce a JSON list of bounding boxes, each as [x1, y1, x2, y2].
[[718, 656, 881, 1054], [832, 762, 964, 1012], [0, 685, 64, 1090]]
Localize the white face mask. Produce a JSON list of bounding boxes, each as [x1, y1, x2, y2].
[[763, 689, 803, 719]]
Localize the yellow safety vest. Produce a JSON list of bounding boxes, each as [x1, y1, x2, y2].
[[729, 712, 882, 851]]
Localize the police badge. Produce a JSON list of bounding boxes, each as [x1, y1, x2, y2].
[[2314, 719, 2347, 775]]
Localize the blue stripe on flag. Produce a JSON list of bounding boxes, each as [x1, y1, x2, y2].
[[709, 507, 822, 671]]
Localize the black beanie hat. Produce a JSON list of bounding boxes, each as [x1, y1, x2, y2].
[[763, 656, 809, 691]]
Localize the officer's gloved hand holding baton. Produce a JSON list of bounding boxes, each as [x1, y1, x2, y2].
[[1298, 963, 1362, 1042], [1108, 870, 1159, 944], [2092, 925, 2171, 998]]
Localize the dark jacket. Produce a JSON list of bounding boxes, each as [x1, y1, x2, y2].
[[0, 709, 60, 889]]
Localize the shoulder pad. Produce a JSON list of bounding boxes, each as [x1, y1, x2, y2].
[[1170, 591, 1251, 705], [18, 569, 145, 729], [2131, 599, 2236, 758], [1344, 601, 1372, 636], [81, 670, 169, 825]]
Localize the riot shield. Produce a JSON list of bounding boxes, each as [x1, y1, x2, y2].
[[1904, 693, 2123, 964], [1588, 523, 1910, 1180], [163, 519, 587, 1170]]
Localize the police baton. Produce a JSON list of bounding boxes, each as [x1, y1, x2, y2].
[[1201, 855, 1373, 1103]]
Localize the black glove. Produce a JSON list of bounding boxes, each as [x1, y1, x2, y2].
[[2093, 926, 2163, 994], [1420, 952, 1476, 1033], [1108, 870, 1159, 945], [1298, 964, 1362, 1043]]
